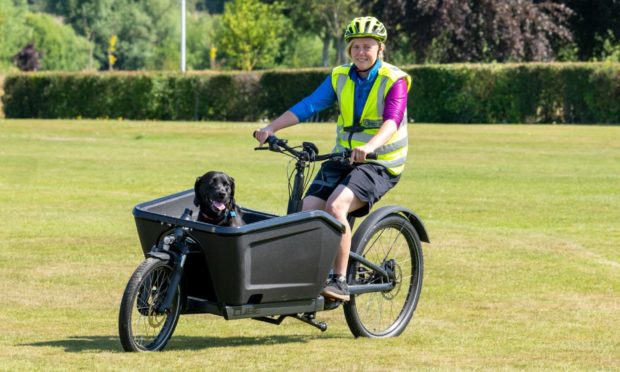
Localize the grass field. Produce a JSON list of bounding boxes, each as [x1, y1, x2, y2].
[[1, 119, 619, 370]]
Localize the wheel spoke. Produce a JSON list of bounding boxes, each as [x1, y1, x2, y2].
[[345, 215, 423, 337], [120, 258, 180, 351]]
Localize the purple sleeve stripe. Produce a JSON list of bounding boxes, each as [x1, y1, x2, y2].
[[383, 78, 409, 127]]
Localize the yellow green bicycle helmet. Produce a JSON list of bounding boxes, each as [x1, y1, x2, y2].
[[344, 16, 387, 43]]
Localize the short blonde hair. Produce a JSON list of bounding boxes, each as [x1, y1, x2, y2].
[[346, 40, 385, 60]]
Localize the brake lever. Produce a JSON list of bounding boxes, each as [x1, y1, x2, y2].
[[302, 142, 318, 161]]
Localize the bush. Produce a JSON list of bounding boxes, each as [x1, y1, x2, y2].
[[406, 62, 620, 124], [259, 68, 333, 120], [3, 63, 620, 124], [24, 12, 92, 71]]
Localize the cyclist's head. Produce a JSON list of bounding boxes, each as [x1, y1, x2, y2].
[[344, 16, 387, 43], [345, 17, 387, 63]]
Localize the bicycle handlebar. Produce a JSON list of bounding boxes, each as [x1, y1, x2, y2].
[[253, 132, 377, 162]]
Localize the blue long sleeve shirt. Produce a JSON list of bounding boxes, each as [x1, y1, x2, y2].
[[290, 60, 382, 124]]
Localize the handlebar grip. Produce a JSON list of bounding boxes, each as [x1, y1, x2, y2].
[[343, 149, 377, 160], [253, 131, 276, 141], [253, 131, 278, 147]]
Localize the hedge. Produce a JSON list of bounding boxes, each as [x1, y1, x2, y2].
[[2, 63, 619, 123]]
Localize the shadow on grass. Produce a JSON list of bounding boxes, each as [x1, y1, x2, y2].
[[24, 333, 344, 353]]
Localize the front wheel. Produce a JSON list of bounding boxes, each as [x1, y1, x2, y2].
[[119, 258, 181, 352], [344, 214, 424, 337]]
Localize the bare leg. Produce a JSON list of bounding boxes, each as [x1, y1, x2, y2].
[[325, 185, 366, 276], [302, 195, 326, 211]]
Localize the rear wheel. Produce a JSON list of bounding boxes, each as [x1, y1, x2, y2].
[[344, 214, 423, 337], [119, 258, 181, 351]]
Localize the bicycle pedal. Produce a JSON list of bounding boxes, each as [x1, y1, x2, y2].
[[323, 298, 343, 310]]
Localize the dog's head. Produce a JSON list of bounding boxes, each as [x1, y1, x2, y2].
[[194, 171, 236, 222]]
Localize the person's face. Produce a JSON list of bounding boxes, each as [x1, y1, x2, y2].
[[350, 38, 381, 72]]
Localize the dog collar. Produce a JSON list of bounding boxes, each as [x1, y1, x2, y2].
[[199, 211, 221, 223], [200, 209, 235, 225]]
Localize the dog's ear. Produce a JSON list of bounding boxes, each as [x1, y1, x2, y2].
[[228, 175, 235, 202], [193, 176, 203, 207]]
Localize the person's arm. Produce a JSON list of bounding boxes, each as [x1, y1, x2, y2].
[[351, 78, 408, 162], [255, 76, 335, 145], [382, 78, 408, 128], [254, 111, 300, 145], [350, 120, 398, 162]]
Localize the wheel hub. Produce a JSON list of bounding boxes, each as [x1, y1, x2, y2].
[[382, 259, 402, 300]]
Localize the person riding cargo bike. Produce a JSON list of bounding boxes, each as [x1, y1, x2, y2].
[[255, 16, 411, 302]]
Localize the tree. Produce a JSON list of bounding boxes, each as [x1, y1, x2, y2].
[[113, 0, 180, 70], [13, 43, 40, 71], [186, 12, 220, 70], [281, 0, 356, 66], [215, 0, 289, 70], [39, 0, 182, 70], [0, 0, 29, 70], [196, 0, 227, 14], [363, 0, 574, 63], [2, 0, 92, 71], [40, 0, 123, 69], [554, 0, 620, 60], [24, 11, 92, 70]]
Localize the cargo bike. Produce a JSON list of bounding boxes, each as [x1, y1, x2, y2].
[[118, 136, 429, 352]]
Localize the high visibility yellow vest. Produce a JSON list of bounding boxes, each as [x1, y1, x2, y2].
[[331, 62, 411, 175]]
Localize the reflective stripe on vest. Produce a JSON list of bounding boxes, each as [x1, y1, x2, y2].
[[331, 62, 411, 175]]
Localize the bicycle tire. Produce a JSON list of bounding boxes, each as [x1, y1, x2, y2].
[[344, 214, 423, 337], [118, 258, 181, 352]]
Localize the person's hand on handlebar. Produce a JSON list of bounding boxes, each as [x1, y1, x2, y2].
[[254, 111, 301, 145], [351, 144, 376, 163], [254, 127, 274, 146]]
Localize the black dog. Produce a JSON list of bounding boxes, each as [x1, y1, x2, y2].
[[194, 171, 244, 227]]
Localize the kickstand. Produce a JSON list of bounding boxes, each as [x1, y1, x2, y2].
[[252, 313, 327, 332], [253, 315, 287, 326], [293, 312, 327, 332]]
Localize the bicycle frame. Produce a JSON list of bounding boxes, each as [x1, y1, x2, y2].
[[258, 136, 402, 297], [120, 135, 429, 351], [287, 158, 307, 214]]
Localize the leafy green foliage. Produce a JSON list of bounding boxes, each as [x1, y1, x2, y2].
[[364, 0, 574, 63], [0, 0, 29, 71], [277, 34, 327, 68], [215, 0, 289, 70], [186, 13, 220, 70], [560, 0, 620, 60], [5, 0, 620, 71], [24, 12, 92, 71], [37, 0, 181, 70], [279, 0, 356, 66], [42, 0, 120, 69], [0, 0, 94, 71], [4, 63, 620, 123], [116, 0, 180, 70], [259, 68, 334, 119]]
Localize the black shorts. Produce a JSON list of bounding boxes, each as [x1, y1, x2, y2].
[[305, 160, 400, 217]]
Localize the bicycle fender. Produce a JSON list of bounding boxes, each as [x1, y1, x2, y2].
[[355, 205, 430, 243], [147, 251, 172, 261]]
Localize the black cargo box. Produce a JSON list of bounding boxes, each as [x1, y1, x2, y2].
[[133, 190, 344, 306]]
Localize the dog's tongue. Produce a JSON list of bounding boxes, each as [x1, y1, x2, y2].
[[211, 200, 226, 211]]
